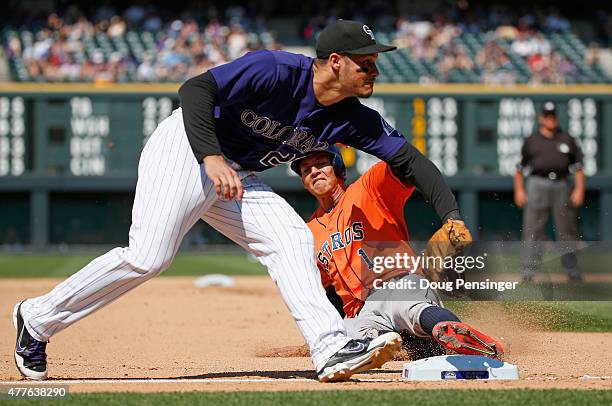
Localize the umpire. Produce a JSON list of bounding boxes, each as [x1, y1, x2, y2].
[[513, 101, 585, 282]]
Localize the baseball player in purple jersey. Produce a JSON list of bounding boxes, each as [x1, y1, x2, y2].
[[14, 20, 459, 382]]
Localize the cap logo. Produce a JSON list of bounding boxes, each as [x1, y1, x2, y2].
[[363, 25, 375, 40]]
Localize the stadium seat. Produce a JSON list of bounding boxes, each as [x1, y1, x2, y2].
[[2, 15, 609, 84]]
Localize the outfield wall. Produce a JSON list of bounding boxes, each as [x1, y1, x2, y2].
[[0, 84, 610, 246]]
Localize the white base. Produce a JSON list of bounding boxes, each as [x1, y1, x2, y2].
[[402, 355, 519, 381], [194, 274, 235, 288]]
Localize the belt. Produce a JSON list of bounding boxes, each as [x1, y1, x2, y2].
[[532, 172, 567, 181]]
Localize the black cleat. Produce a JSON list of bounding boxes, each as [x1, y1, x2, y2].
[[13, 302, 48, 380], [317, 332, 402, 382]]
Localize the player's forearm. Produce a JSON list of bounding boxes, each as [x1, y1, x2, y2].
[[179, 71, 224, 163], [387, 143, 461, 222], [513, 170, 525, 192], [574, 169, 585, 192]]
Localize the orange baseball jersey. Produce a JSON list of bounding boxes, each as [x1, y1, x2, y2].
[[307, 161, 417, 317]]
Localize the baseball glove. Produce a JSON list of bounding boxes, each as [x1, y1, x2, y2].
[[421, 219, 473, 283]]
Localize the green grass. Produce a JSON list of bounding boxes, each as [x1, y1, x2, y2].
[[0, 253, 266, 278], [1, 389, 610, 406], [501, 301, 612, 332], [442, 300, 612, 332], [1, 254, 611, 332], [485, 252, 612, 274]]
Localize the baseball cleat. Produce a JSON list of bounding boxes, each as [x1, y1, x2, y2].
[[13, 302, 48, 380], [317, 331, 402, 382], [433, 321, 504, 358]]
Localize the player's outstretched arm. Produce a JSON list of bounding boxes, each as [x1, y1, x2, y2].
[[386, 143, 461, 222]]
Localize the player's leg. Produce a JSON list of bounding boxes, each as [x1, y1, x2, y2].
[[363, 274, 448, 338], [15, 111, 215, 379], [521, 178, 551, 281], [343, 311, 394, 339], [202, 176, 401, 378], [551, 181, 581, 280], [201, 177, 349, 368], [366, 274, 504, 357]]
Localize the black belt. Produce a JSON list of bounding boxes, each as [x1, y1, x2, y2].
[[532, 172, 568, 181]]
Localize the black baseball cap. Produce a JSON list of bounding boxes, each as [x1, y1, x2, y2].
[[316, 20, 396, 59], [541, 101, 557, 116]]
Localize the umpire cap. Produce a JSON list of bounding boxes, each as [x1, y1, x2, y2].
[[290, 146, 347, 180], [541, 101, 557, 116], [316, 20, 396, 58]]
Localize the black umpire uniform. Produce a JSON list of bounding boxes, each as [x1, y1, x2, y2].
[[514, 101, 585, 282]]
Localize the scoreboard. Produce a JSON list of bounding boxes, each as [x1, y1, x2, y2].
[[0, 93, 177, 178], [0, 96, 27, 176], [0, 83, 611, 246], [1, 84, 610, 180]]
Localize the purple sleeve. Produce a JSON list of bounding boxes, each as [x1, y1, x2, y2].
[[346, 105, 407, 160], [209, 50, 278, 106]]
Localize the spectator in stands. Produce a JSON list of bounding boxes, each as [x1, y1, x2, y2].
[[437, 50, 456, 80], [559, 54, 578, 79], [437, 44, 474, 82], [6, 35, 22, 59], [136, 51, 156, 81], [57, 54, 81, 81], [227, 25, 249, 60], [6, 6, 280, 83], [585, 42, 602, 69], [3, 3, 608, 84], [107, 16, 126, 38], [476, 40, 517, 84], [511, 31, 551, 58]]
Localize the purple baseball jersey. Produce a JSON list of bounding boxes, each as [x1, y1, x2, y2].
[[208, 50, 406, 171]]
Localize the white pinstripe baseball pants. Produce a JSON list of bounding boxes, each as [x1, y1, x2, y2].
[[20, 109, 350, 371]]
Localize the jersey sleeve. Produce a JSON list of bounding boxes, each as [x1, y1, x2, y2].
[[209, 50, 278, 106], [342, 104, 408, 161], [361, 162, 415, 219], [518, 137, 531, 171], [569, 134, 584, 169]]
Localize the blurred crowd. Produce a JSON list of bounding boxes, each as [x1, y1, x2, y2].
[[3, 1, 610, 84], [300, 3, 610, 84], [4, 3, 281, 83], [392, 20, 602, 84]]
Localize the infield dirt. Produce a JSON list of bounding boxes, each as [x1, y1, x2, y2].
[[1, 277, 610, 392]]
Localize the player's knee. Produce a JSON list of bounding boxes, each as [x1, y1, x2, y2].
[[121, 248, 173, 276], [141, 259, 172, 276]]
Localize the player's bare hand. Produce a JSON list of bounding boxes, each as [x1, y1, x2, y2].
[[570, 188, 585, 208], [514, 189, 527, 208], [203, 155, 244, 201]]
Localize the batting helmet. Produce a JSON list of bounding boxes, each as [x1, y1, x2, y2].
[[290, 145, 346, 180]]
